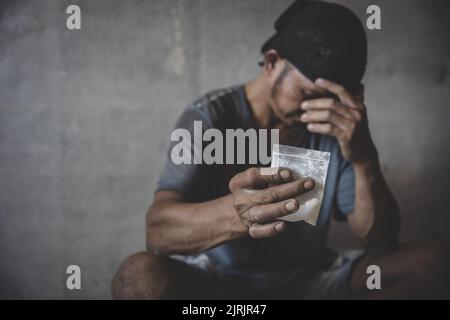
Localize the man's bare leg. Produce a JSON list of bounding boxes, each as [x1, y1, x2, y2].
[[349, 240, 449, 299], [112, 251, 214, 299]]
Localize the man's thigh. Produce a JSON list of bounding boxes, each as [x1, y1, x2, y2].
[[349, 240, 449, 299], [166, 259, 217, 299], [296, 249, 364, 299]]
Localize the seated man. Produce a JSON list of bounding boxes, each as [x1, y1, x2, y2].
[[113, 0, 448, 299]]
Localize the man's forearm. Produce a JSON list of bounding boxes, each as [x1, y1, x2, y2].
[[350, 157, 401, 253], [146, 193, 247, 256]]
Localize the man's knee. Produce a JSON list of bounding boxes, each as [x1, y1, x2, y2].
[[112, 251, 170, 300]]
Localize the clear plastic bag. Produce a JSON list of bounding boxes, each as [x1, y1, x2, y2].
[[270, 144, 331, 226]]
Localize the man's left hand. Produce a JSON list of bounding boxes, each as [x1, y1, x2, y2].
[[300, 78, 377, 163]]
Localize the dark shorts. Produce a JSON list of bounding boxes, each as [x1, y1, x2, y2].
[[171, 249, 365, 299]]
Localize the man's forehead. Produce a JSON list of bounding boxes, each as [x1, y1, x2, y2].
[[287, 61, 340, 99], [291, 65, 331, 94]]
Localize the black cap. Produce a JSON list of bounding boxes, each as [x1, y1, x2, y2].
[[262, 0, 367, 90]]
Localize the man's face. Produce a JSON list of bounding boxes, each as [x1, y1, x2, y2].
[[269, 61, 336, 126]]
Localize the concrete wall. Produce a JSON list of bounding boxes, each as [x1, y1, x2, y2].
[[1, 0, 449, 299]]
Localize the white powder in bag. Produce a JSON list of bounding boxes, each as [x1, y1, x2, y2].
[[270, 144, 331, 226]]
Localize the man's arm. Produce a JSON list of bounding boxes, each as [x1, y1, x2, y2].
[[146, 191, 246, 255], [147, 168, 315, 255], [349, 159, 401, 253], [300, 78, 401, 253]]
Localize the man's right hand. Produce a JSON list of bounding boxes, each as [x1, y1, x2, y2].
[[229, 168, 315, 239]]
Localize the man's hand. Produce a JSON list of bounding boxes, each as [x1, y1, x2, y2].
[[229, 167, 315, 239], [300, 78, 377, 163]]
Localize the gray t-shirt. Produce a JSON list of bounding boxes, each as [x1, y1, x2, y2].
[[156, 85, 355, 273]]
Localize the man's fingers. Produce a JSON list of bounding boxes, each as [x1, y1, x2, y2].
[[300, 109, 352, 131], [300, 98, 354, 119], [229, 167, 292, 191], [306, 122, 347, 140], [252, 178, 315, 205], [244, 198, 299, 224], [315, 78, 359, 109], [248, 221, 286, 239]]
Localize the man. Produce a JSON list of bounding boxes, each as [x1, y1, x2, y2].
[[113, 0, 448, 299]]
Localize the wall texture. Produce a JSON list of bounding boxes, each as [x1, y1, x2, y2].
[[1, 0, 449, 299]]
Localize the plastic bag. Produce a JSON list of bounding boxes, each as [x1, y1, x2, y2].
[[270, 144, 330, 226]]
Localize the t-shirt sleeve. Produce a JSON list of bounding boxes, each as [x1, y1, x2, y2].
[[334, 158, 356, 221], [155, 106, 213, 198]]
